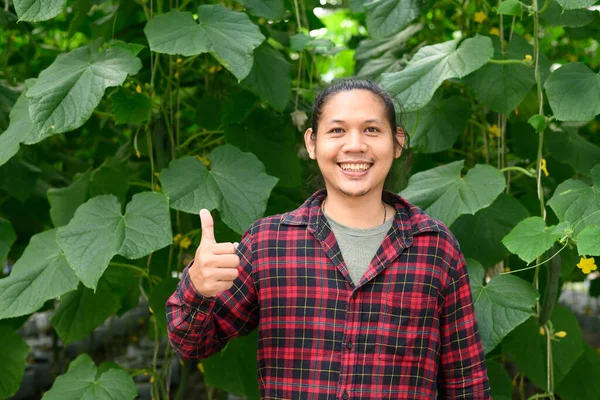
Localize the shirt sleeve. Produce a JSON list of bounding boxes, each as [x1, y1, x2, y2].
[[437, 243, 491, 399], [165, 229, 259, 360]]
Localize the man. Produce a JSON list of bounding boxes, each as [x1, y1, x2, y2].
[[166, 79, 491, 399]]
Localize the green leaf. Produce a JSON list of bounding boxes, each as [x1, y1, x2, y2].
[[463, 35, 535, 115], [504, 306, 585, 389], [26, 41, 142, 135], [160, 145, 278, 234], [556, 344, 600, 400], [0, 9, 18, 26], [0, 218, 16, 268], [356, 53, 404, 79], [48, 162, 129, 227], [56, 192, 172, 289], [202, 330, 260, 400], [364, 0, 431, 39], [400, 160, 506, 226], [0, 230, 79, 319], [240, 43, 291, 112], [542, 0, 597, 27], [544, 62, 600, 122], [109, 40, 146, 56], [381, 35, 493, 111], [452, 193, 530, 268], [111, 89, 150, 125], [148, 277, 179, 337], [548, 165, 600, 234], [576, 225, 600, 256], [545, 129, 600, 175], [467, 259, 538, 354], [502, 217, 568, 263], [42, 353, 137, 400], [0, 326, 30, 399], [225, 109, 301, 187], [486, 359, 513, 400], [143, 6, 264, 80], [528, 114, 547, 133], [14, 0, 66, 22], [238, 0, 284, 20], [354, 24, 422, 60], [51, 281, 121, 343], [555, 0, 598, 9], [404, 94, 469, 153], [497, 0, 523, 16]]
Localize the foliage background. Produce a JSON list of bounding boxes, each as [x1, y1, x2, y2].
[[1, 0, 600, 398]]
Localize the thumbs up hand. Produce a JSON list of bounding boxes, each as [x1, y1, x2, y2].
[[188, 209, 240, 298]]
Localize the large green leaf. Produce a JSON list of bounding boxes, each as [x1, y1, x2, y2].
[[463, 35, 536, 114], [400, 160, 506, 226], [467, 259, 538, 354], [56, 192, 172, 289], [143, 6, 264, 80], [502, 217, 569, 263], [48, 162, 129, 227], [542, 0, 597, 27], [0, 218, 16, 268], [202, 330, 260, 400], [238, 0, 284, 20], [357, 53, 404, 79], [14, 0, 66, 22], [148, 277, 179, 337], [51, 281, 121, 343], [452, 193, 530, 268], [26, 41, 142, 135], [496, 0, 523, 17], [555, 0, 598, 9], [556, 344, 600, 400], [548, 165, 600, 234], [354, 24, 423, 60], [42, 353, 137, 400], [544, 62, 600, 122], [381, 35, 493, 111], [0, 230, 79, 319], [364, 0, 431, 39], [160, 145, 278, 234], [0, 326, 30, 399], [486, 359, 513, 400], [111, 89, 150, 125], [545, 129, 600, 175], [503, 306, 585, 390], [240, 42, 291, 112], [404, 94, 469, 153], [576, 225, 600, 256], [225, 109, 301, 187]]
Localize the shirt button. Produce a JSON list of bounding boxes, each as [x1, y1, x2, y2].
[[342, 391, 349, 400], [345, 341, 353, 349]]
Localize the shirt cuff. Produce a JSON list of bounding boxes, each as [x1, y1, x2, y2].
[[178, 263, 216, 315]]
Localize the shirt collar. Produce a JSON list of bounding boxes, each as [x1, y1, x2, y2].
[[281, 189, 440, 243]]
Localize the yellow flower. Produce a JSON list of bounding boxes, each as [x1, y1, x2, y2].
[[180, 236, 192, 249], [524, 54, 532, 61], [474, 11, 487, 23], [489, 27, 500, 36], [555, 331, 567, 338], [488, 124, 499, 137], [173, 233, 182, 245], [539, 327, 545, 336], [197, 362, 205, 373], [577, 256, 597, 274], [136, 84, 142, 94], [196, 155, 211, 167], [541, 159, 549, 177], [176, 57, 183, 64], [504, 266, 511, 273]]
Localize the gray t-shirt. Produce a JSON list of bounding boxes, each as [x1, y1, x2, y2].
[[323, 211, 394, 286]]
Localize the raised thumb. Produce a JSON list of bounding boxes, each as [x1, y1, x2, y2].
[[199, 209, 216, 244]]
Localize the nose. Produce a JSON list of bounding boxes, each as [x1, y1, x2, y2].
[[343, 130, 368, 153]]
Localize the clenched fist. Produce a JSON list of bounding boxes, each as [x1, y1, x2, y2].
[[189, 209, 240, 297]]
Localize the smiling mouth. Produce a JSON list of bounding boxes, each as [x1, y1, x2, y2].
[[338, 162, 372, 172]]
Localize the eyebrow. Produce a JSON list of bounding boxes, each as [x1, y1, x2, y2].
[[327, 118, 384, 124]]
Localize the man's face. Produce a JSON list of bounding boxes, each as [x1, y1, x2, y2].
[[304, 89, 404, 199]]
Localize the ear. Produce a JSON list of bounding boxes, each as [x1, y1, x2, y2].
[[394, 127, 406, 159], [304, 128, 316, 160]]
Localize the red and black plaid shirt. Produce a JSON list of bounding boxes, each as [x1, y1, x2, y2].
[[166, 190, 491, 399]]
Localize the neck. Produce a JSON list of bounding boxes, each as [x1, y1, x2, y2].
[[321, 189, 389, 229]]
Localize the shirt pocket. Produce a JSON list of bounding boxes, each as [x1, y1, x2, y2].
[[378, 292, 438, 362]]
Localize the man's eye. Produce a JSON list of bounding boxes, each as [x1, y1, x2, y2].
[[330, 128, 344, 133], [365, 127, 380, 133]]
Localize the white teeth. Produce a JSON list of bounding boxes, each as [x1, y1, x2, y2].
[[340, 163, 370, 172]]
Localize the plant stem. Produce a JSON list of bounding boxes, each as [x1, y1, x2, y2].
[[108, 262, 149, 277], [175, 359, 193, 400], [500, 166, 536, 178], [500, 242, 568, 275], [487, 59, 531, 67]]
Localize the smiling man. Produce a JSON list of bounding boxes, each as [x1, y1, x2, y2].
[[166, 79, 491, 399]]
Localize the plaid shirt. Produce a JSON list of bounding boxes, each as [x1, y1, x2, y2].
[[166, 190, 490, 399]]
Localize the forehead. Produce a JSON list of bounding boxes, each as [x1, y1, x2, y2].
[[320, 89, 388, 121]]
